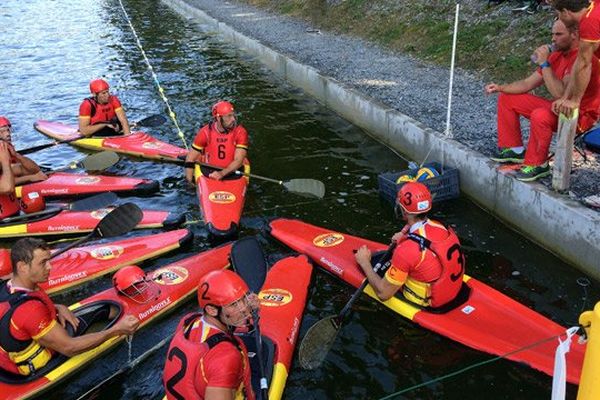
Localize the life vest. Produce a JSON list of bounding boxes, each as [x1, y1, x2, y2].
[[163, 313, 255, 400], [0, 281, 56, 375], [84, 97, 120, 126], [403, 225, 465, 308], [0, 189, 20, 220]]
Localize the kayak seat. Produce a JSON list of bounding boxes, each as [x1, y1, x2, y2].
[[238, 333, 275, 400], [200, 165, 245, 181], [0, 207, 63, 227], [230, 236, 268, 293], [372, 250, 472, 314], [0, 301, 122, 384]]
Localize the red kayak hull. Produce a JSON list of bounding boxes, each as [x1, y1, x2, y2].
[[268, 218, 585, 384], [195, 164, 249, 238], [41, 229, 192, 294], [16, 172, 159, 199], [258, 255, 312, 399], [34, 120, 188, 162], [0, 243, 232, 400], [0, 208, 184, 239]]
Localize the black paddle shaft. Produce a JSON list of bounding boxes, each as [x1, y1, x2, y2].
[[337, 242, 397, 324]]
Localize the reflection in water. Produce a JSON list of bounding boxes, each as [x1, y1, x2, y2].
[[0, 0, 594, 399]]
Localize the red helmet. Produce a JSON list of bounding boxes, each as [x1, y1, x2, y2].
[[198, 269, 249, 310], [0, 249, 11, 277], [0, 117, 11, 128], [89, 79, 110, 94], [396, 182, 432, 214], [20, 191, 45, 214], [113, 265, 160, 304], [211, 101, 235, 118]]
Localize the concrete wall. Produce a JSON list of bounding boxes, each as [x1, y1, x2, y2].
[[165, 0, 600, 280]]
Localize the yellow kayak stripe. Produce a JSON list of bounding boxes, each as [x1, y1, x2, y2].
[[362, 274, 473, 320], [15, 186, 23, 198], [268, 363, 288, 400]]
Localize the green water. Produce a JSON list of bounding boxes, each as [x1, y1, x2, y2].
[[0, 0, 596, 398]]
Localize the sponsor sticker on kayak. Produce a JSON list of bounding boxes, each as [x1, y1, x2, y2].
[[90, 245, 124, 260], [142, 141, 163, 149], [75, 176, 101, 185], [313, 232, 344, 247], [152, 266, 189, 285], [209, 191, 236, 204], [90, 208, 112, 219], [259, 288, 293, 307]]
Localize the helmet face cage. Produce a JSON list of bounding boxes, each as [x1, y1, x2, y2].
[[119, 277, 160, 304], [217, 291, 256, 328]]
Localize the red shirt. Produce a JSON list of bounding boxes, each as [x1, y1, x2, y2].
[[384, 219, 446, 286], [536, 48, 577, 79], [192, 123, 249, 168], [579, 0, 600, 58], [78, 95, 123, 125]]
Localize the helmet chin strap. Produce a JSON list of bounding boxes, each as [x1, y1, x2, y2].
[[217, 116, 236, 133]]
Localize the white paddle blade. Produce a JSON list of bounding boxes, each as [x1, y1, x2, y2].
[[283, 179, 325, 199], [298, 315, 340, 369]]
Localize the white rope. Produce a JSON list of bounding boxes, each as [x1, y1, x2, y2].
[[117, 0, 189, 149], [551, 326, 580, 400]]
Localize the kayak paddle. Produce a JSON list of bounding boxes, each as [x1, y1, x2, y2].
[[19, 114, 168, 155], [0, 192, 119, 227], [298, 242, 397, 370], [230, 236, 269, 399], [184, 161, 326, 199], [50, 151, 120, 173], [50, 202, 143, 259]]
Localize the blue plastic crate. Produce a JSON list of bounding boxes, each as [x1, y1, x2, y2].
[[378, 162, 460, 205]]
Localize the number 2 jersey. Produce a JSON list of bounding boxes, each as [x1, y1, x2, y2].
[[192, 122, 249, 168]]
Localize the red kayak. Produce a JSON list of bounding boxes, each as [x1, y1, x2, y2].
[[0, 207, 184, 239], [0, 243, 232, 400], [16, 172, 159, 199], [34, 120, 188, 162], [269, 218, 586, 384], [194, 163, 249, 239], [41, 229, 192, 294]]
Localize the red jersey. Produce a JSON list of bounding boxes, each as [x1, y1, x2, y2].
[[384, 219, 447, 306], [192, 122, 249, 168], [536, 48, 577, 79], [163, 314, 254, 400], [579, 0, 600, 58], [0, 191, 20, 220], [78, 95, 123, 125], [0, 282, 56, 375]]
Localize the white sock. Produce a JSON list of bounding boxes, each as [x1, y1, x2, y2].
[[510, 146, 524, 153]]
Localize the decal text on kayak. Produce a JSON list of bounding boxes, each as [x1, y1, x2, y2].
[[138, 296, 172, 320], [48, 225, 80, 232], [90, 245, 124, 260], [152, 266, 189, 285], [208, 191, 236, 204], [75, 176, 101, 184], [319, 256, 344, 276], [48, 271, 88, 286], [259, 288, 293, 307], [313, 233, 344, 247]]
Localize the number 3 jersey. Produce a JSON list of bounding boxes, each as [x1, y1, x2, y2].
[[192, 122, 249, 168]]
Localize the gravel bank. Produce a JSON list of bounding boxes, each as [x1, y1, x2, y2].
[[182, 0, 599, 203]]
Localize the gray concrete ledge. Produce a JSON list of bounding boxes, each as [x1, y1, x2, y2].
[[165, 0, 600, 280]]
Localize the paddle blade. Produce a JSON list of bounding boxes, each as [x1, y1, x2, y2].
[[79, 151, 120, 171], [282, 179, 325, 199], [95, 203, 143, 238], [135, 114, 167, 128], [68, 192, 118, 211], [298, 315, 340, 369]]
